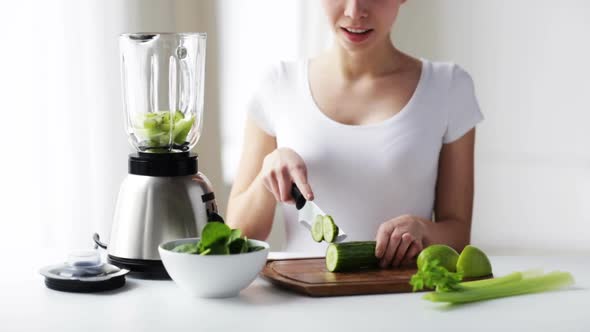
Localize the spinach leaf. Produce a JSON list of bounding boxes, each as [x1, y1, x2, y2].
[[199, 222, 231, 248], [205, 241, 231, 255], [171, 242, 200, 254], [228, 237, 248, 254], [227, 229, 242, 245], [171, 222, 265, 256]]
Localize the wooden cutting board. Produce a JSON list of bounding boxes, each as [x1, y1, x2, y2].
[[261, 258, 491, 297]]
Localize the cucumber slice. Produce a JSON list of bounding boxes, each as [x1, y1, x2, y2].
[[158, 134, 171, 146], [311, 214, 324, 242], [134, 111, 193, 148], [173, 116, 195, 144], [160, 122, 171, 131], [322, 215, 339, 243], [326, 242, 379, 272], [173, 110, 184, 122], [143, 118, 158, 129], [326, 244, 339, 271]]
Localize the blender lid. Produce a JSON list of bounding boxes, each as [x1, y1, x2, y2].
[[40, 250, 129, 293]]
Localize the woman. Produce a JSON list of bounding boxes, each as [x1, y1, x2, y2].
[[226, 0, 483, 268]]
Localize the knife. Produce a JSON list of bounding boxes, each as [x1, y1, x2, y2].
[[291, 183, 347, 243]]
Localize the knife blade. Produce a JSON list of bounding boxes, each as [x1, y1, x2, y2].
[[291, 183, 347, 243]]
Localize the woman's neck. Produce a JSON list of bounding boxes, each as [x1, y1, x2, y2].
[[329, 39, 404, 80]]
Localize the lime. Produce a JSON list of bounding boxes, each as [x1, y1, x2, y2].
[[456, 245, 492, 277], [417, 244, 459, 272]]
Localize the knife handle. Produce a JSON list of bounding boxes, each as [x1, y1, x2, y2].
[[291, 183, 307, 210]]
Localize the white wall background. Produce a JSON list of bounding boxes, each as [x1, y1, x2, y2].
[[0, 0, 226, 253], [0, 0, 588, 258], [393, 0, 590, 254]]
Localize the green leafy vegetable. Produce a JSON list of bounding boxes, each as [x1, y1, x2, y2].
[[228, 229, 243, 244], [228, 237, 248, 254], [410, 244, 574, 304], [200, 222, 232, 248], [410, 259, 463, 292], [206, 241, 231, 255], [171, 242, 199, 254], [171, 222, 265, 256]]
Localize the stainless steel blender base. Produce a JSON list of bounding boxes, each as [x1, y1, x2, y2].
[[95, 163, 219, 278]]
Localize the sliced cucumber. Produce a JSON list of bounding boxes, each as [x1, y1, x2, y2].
[[133, 110, 194, 149], [173, 110, 185, 122], [322, 215, 339, 243], [311, 215, 324, 242], [143, 118, 158, 129], [160, 122, 171, 131], [326, 241, 378, 272], [173, 116, 195, 144]]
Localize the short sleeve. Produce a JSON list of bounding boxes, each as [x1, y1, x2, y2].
[[443, 65, 484, 143], [246, 63, 281, 137]]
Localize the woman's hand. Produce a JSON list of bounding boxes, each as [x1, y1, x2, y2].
[[260, 147, 314, 203], [375, 215, 426, 268]]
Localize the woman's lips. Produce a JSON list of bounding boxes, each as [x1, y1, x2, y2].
[[340, 27, 373, 43]]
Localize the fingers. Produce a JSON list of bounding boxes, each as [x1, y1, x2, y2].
[[380, 228, 403, 268], [263, 171, 281, 202], [392, 233, 413, 267], [263, 164, 312, 204], [374, 222, 394, 259], [401, 241, 423, 267], [276, 166, 292, 202], [290, 164, 314, 200], [261, 148, 314, 203]]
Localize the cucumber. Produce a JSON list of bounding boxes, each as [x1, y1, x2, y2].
[[143, 118, 158, 129], [325, 241, 378, 272], [173, 110, 185, 122], [322, 215, 339, 243], [173, 116, 195, 144], [311, 215, 324, 242], [133, 110, 194, 149], [160, 122, 171, 131]]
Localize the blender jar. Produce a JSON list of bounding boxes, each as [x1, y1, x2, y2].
[[120, 33, 206, 152]]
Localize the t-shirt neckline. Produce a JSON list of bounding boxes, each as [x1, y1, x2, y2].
[[302, 57, 429, 130]]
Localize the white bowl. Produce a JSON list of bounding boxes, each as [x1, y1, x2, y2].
[[158, 238, 269, 298]]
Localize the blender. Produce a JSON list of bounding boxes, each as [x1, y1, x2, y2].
[[93, 33, 223, 277]]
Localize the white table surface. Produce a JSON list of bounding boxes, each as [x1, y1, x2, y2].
[[2, 252, 589, 332]]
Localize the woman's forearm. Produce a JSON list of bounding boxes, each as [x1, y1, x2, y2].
[[417, 217, 471, 253], [226, 173, 276, 241]]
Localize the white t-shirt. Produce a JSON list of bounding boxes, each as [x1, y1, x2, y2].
[[247, 58, 484, 254]]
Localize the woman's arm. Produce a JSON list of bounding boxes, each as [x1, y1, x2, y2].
[[226, 116, 315, 240], [375, 128, 476, 267], [422, 127, 476, 251], [226, 116, 278, 240]]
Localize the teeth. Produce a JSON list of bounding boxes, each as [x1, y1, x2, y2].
[[345, 28, 370, 34]]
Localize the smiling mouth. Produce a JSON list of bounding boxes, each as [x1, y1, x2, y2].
[[341, 27, 373, 35]]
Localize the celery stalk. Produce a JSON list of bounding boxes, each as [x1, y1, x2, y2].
[[457, 271, 523, 290], [458, 269, 546, 290], [423, 271, 574, 304]]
